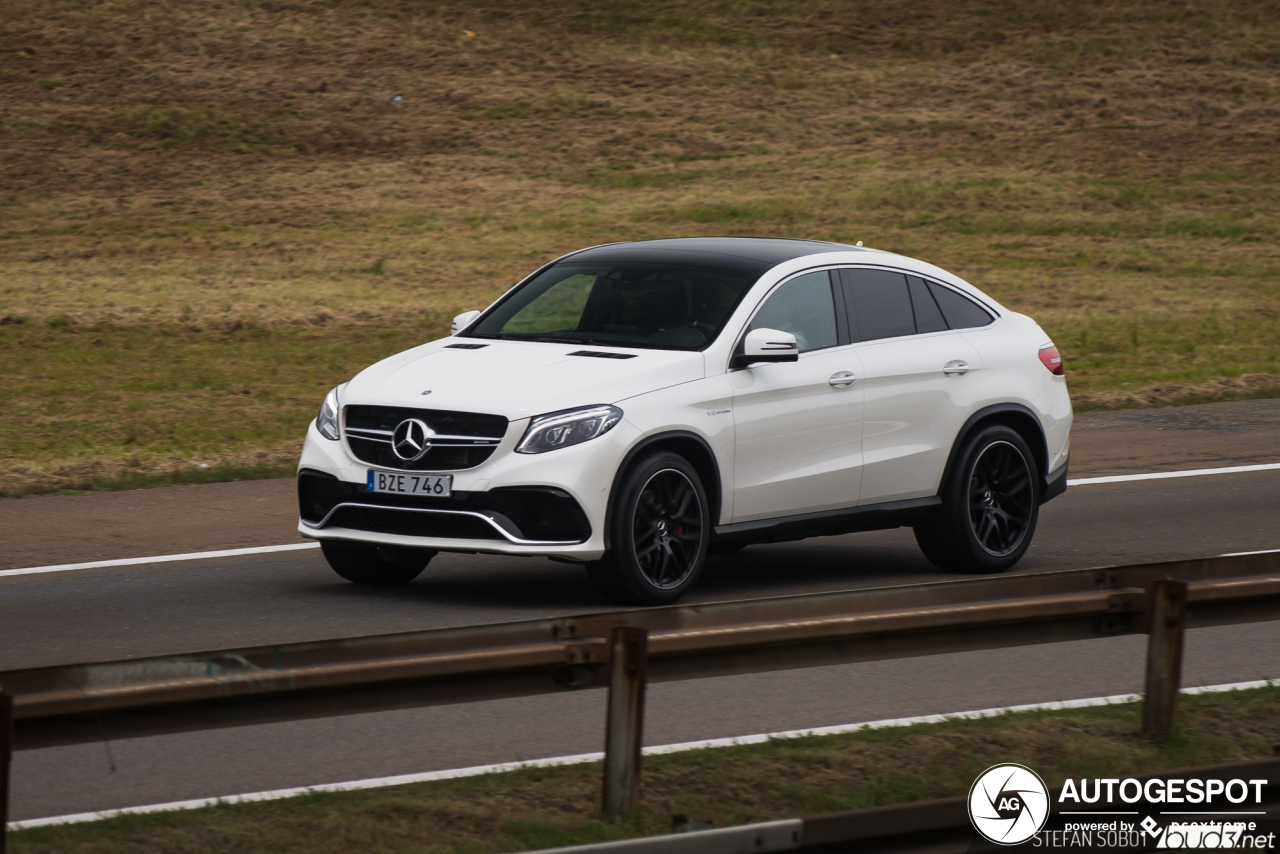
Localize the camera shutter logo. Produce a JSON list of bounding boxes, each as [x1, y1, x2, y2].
[[968, 764, 1050, 845], [392, 419, 434, 461]]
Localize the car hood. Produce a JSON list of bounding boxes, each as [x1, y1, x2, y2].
[[342, 340, 706, 421]]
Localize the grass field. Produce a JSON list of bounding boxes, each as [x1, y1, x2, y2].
[[10, 685, 1280, 853], [3, 0, 1280, 495]]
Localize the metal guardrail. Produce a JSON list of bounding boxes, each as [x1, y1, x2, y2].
[[1, 552, 1278, 846], [5, 553, 1278, 747]]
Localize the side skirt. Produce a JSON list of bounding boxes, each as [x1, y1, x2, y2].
[[712, 497, 942, 547]]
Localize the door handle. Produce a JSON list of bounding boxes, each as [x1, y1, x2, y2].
[[942, 361, 970, 375], [828, 371, 857, 388]]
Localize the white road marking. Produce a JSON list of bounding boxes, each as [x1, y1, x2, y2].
[[1, 461, 1276, 578], [1067, 462, 1280, 486], [9, 678, 1274, 831], [0, 543, 319, 579]]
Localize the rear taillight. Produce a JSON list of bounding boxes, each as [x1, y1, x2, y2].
[[1038, 344, 1064, 376]]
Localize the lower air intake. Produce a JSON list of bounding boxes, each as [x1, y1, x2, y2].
[[325, 506, 505, 541]]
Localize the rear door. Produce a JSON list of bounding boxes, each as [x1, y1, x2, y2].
[[729, 270, 866, 522], [839, 269, 986, 505]]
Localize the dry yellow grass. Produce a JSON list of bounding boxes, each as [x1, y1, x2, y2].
[[2, 0, 1279, 494]]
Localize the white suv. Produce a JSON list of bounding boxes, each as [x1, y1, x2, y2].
[[298, 238, 1071, 604]]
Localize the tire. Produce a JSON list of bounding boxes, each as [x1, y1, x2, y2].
[[913, 425, 1040, 574], [320, 540, 436, 585], [586, 452, 711, 606]]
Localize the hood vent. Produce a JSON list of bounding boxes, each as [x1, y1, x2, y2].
[[445, 343, 488, 350], [568, 350, 637, 360]]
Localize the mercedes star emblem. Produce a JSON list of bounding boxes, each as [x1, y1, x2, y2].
[[391, 418, 434, 461]]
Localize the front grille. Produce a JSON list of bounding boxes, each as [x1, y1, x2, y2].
[[344, 405, 508, 472], [298, 470, 591, 543], [326, 506, 505, 540], [346, 406, 507, 437], [346, 442, 495, 471]]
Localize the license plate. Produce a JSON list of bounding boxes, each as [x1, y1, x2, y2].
[[366, 470, 453, 497]]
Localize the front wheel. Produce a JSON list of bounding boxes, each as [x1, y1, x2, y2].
[[320, 540, 436, 585], [586, 452, 710, 606], [914, 425, 1040, 574]]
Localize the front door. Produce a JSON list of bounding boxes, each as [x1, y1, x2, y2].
[[730, 270, 865, 522]]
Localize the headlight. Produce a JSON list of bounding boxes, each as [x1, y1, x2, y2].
[[316, 387, 341, 441], [516, 405, 622, 454]]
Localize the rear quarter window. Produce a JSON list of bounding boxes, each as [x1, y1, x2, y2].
[[925, 281, 995, 329], [906, 276, 948, 334]]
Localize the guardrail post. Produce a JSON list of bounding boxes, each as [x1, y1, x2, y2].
[[1, 687, 12, 854], [1143, 579, 1188, 738], [602, 626, 648, 819]]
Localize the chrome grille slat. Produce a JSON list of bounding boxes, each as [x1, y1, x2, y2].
[[343, 405, 508, 472], [345, 427, 500, 447]]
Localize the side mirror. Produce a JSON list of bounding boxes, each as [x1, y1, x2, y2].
[[732, 327, 800, 368], [451, 310, 481, 336]]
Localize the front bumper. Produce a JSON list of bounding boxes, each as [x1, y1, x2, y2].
[[299, 471, 591, 544], [296, 417, 630, 560]]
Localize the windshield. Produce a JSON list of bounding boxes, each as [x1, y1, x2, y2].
[[466, 262, 757, 351]]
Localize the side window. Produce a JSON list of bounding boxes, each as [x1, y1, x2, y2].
[[841, 269, 915, 342], [749, 271, 838, 352], [926, 281, 995, 329], [907, 276, 948, 334]]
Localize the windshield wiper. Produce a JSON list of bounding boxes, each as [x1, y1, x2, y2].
[[551, 333, 606, 346], [478, 332, 608, 346]]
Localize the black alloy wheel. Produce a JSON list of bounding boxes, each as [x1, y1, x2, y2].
[[587, 451, 711, 605], [632, 468, 705, 590], [967, 440, 1035, 556], [913, 425, 1040, 574], [321, 540, 437, 585]]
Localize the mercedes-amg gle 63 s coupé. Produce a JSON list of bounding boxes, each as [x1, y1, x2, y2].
[[298, 238, 1071, 605]]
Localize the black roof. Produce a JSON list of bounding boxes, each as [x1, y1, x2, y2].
[[560, 237, 858, 278]]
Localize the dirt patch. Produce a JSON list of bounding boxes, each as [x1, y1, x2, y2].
[[0, 476, 302, 570], [1069, 397, 1280, 476]]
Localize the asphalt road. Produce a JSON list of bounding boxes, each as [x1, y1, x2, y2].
[[5, 469, 1280, 821]]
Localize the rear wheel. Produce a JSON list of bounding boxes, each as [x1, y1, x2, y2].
[[320, 540, 436, 585], [913, 425, 1039, 574], [587, 452, 710, 606]]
